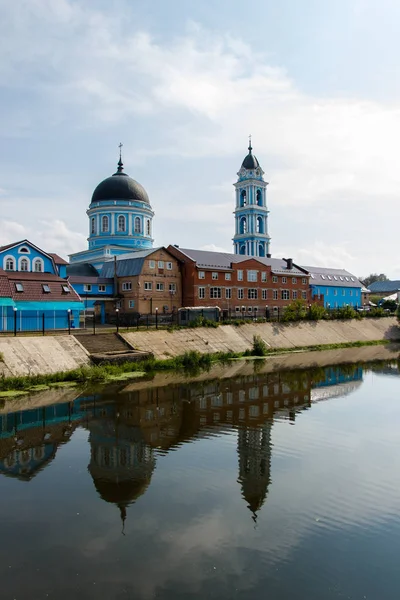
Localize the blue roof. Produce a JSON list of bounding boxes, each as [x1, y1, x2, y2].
[[368, 280, 400, 293]]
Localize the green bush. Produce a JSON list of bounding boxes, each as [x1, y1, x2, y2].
[[188, 316, 219, 328], [308, 303, 327, 321], [251, 335, 269, 356], [281, 299, 308, 322]]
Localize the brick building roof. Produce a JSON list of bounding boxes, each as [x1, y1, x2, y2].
[[4, 271, 82, 302]]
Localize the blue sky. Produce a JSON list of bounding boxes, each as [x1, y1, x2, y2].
[[1, 0, 399, 277]]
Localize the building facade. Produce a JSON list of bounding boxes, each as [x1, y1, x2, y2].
[[233, 141, 271, 257], [167, 247, 310, 317], [302, 265, 363, 308]]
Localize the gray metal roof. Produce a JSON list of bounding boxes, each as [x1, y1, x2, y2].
[[67, 263, 100, 277], [177, 248, 307, 275], [101, 257, 145, 278], [302, 265, 362, 288], [368, 280, 400, 293]]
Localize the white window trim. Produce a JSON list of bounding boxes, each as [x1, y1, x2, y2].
[[18, 256, 30, 271], [18, 246, 30, 254], [33, 257, 44, 272], [98, 285, 106, 292], [117, 214, 126, 232], [3, 255, 15, 271], [101, 215, 109, 233]]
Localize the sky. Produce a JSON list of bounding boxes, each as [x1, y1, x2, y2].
[[0, 0, 399, 279]]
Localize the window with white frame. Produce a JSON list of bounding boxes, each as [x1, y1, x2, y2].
[[198, 271, 205, 279], [237, 270, 243, 281], [261, 272, 267, 282], [272, 275, 278, 283], [262, 289, 267, 300], [292, 290, 298, 299], [134, 217, 141, 233], [129, 300, 135, 308], [247, 270, 257, 282], [19, 247, 29, 253], [292, 277, 297, 284], [33, 258, 43, 272], [247, 306, 252, 313], [166, 262, 173, 270], [326, 288, 329, 296], [237, 288, 244, 299], [226, 288, 232, 299], [84, 284, 92, 292], [149, 260, 155, 269], [282, 277, 287, 284], [122, 282, 132, 291], [225, 273, 231, 280], [5, 257, 15, 271], [273, 290, 278, 300], [198, 287, 205, 299], [302, 277, 307, 284], [210, 287, 222, 299], [146, 220, 151, 236], [62, 284, 70, 293], [42, 284, 51, 293], [350, 290, 353, 296], [101, 215, 109, 232], [91, 218, 96, 234], [144, 282, 152, 290], [118, 215, 126, 232], [281, 290, 290, 300], [98, 284, 106, 292], [212, 272, 218, 280], [156, 282, 164, 291], [158, 261, 164, 269], [235, 306, 241, 312], [169, 283, 176, 292], [302, 291, 307, 299], [20, 258, 29, 271], [248, 288, 258, 299], [334, 289, 338, 296], [342, 289, 346, 296], [15, 283, 24, 292]]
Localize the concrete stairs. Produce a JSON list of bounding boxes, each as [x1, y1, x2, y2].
[[73, 333, 152, 364]]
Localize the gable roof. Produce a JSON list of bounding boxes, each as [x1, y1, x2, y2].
[[100, 247, 175, 278], [48, 253, 69, 265], [368, 280, 400, 293], [4, 271, 82, 302], [302, 265, 362, 288]]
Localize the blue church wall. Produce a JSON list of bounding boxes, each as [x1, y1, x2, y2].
[[311, 285, 361, 308], [0, 242, 56, 274]]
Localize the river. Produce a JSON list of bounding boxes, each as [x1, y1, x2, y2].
[[0, 355, 400, 599]]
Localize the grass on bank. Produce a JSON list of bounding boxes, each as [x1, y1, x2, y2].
[[0, 337, 395, 394]]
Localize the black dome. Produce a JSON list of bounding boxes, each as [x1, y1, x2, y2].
[[242, 152, 260, 170], [91, 160, 150, 204]]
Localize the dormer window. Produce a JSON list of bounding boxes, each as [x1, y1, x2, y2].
[[62, 285, 70, 293], [42, 284, 51, 293], [20, 258, 29, 271], [321, 275, 325, 280], [15, 283, 24, 292], [33, 258, 43, 272], [5, 257, 15, 271]]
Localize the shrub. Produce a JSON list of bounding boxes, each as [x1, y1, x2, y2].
[[281, 300, 308, 322], [251, 335, 269, 356], [308, 303, 327, 321]]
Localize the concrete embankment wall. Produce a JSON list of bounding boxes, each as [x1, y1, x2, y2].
[[0, 336, 90, 377], [122, 318, 400, 359]]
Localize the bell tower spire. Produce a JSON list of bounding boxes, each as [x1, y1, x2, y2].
[[232, 140, 271, 257]]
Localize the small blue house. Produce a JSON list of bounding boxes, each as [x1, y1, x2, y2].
[[0, 240, 84, 332], [67, 263, 114, 324], [301, 265, 363, 308]]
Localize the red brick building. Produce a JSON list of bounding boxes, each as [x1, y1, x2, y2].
[[167, 246, 311, 317]]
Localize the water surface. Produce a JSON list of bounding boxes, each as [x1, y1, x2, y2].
[[1, 359, 400, 599]]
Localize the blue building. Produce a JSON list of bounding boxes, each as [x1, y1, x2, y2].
[[69, 149, 154, 270], [0, 240, 84, 332], [67, 262, 114, 324], [302, 265, 363, 308], [233, 139, 271, 257]]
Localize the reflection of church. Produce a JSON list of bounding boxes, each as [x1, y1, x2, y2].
[[0, 364, 364, 524]]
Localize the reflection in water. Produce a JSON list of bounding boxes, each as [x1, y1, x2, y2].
[[0, 362, 368, 524]]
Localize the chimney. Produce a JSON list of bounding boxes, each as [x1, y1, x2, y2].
[[266, 253, 271, 258], [174, 244, 179, 248], [287, 258, 293, 270]]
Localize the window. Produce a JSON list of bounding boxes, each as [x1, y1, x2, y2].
[[262, 289, 268, 300], [333, 275, 338, 281], [129, 300, 135, 308], [42, 284, 51, 293], [33, 259, 43, 272], [225, 288, 232, 299], [302, 291, 307, 299], [261, 272, 267, 282], [169, 283, 176, 292], [166, 262, 173, 270], [248, 306, 253, 313], [83, 284, 92, 292], [350, 290, 353, 296], [247, 270, 257, 282], [237, 288, 244, 299], [235, 306, 241, 312], [91, 218, 96, 234], [62, 285, 70, 293], [156, 282, 164, 291], [281, 290, 290, 300], [326, 288, 329, 296], [19, 247, 29, 253], [282, 277, 287, 284], [122, 282, 132, 291], [273, 290, 278, 300], [341, 289, 346, 296], [134, 217, 141, 233], [101, 215, 109, 232], [345, 277, 349, 281], [118, 215, 126, 232], [198, 271, 205, 279], [339, 276, 344, 281], [212, 272, 218, 280], [146, 220, 151, 236], [210, 287, 222, 299], [292, 277, 297, 284], [248, 288, 258, 299], [144, 282, 152, 290], [237, 270, 243, 281], [334, 289, 338, 296], [20, 258, 29, 271], [240, 216, 247, 234], [272, 276, 278, 283], [292, 290, 298, 300], [225, 273, 231, 281], [321, 275, 325, 280], [149, 260, 155, 269], [157, 261, 164, 269], [198, 287, 205, 299], [5, 257, 15, 271], [302, 277, 307, 284], [15, 283, 24, 292], [98, 285, 106, 292]]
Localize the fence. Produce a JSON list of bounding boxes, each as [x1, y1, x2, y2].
[[0, 310, 77, 336]]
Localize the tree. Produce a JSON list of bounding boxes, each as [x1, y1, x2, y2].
[[359, 273, 389, 287]]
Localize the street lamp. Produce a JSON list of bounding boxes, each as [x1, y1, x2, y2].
[[116, 307, 120, 333], [13, 307, 17, 337], [155, 307, 158, 329], [67, 309, 71, 335]]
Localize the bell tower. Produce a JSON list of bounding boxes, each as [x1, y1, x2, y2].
[[233, 138, 271, 257]]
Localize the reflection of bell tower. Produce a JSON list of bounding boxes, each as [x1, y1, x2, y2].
[[237, 423, 272, 522], [87, 414, 155, 532]]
